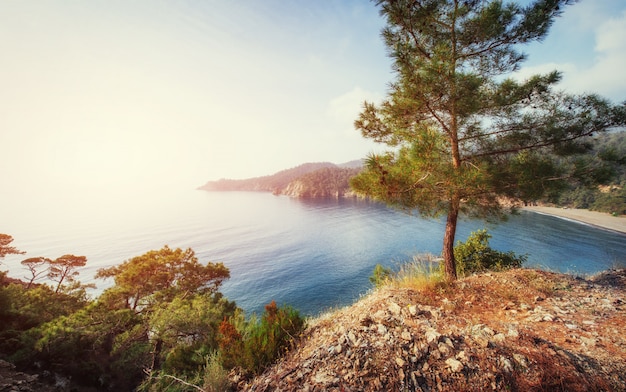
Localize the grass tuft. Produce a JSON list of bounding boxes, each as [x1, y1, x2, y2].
[[389, 254, 447, 292]]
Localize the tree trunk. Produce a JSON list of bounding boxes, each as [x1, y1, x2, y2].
[[442, 196, 459, 281], [150, 338, 163, 372]]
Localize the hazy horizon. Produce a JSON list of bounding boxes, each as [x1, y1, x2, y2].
[[2, 1, 625, 212]]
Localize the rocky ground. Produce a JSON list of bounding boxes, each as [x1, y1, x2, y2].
[[238, 268, 626, 391], [0, 360, 57, 392]]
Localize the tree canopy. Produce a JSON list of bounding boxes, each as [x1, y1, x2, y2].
[[351, 0, 626, 280], [95, 245, 230, 311], [0, 234, 24, 260]]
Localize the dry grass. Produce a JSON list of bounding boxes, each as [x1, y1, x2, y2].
[[389, 254, 447, 290]]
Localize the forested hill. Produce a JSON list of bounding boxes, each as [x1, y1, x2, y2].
[[197, 160, 363, 198], [552, 130, 626, 214]]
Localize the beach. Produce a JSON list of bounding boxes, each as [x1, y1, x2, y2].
[[524, 206, 626, 235]]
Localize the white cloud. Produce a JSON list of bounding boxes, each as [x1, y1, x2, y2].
[[515, 7, 626, 103]]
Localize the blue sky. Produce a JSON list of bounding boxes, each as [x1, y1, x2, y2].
[[1, 0, 625, 204]]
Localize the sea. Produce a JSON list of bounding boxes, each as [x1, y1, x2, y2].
[[2, 189, 625, 317]]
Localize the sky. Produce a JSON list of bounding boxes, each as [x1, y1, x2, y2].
[[1, 0, 625, 204]]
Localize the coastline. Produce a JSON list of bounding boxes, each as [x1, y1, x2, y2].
[[524, 206, 626, 235]]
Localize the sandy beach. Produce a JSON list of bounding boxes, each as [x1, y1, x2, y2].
[[524, 206, 626, 235]]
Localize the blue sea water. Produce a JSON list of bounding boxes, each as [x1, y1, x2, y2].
[[3, 190, 625, 316]]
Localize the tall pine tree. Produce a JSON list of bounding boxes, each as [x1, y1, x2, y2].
[[351, 0, 626, 280]]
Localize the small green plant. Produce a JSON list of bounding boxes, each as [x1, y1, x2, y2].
[[453, 229, 527, 277], [202, 352, 231, 392], [369, 264, 392, 287]]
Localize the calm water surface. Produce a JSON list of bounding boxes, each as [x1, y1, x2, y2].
[[3, 190, 625, 316]]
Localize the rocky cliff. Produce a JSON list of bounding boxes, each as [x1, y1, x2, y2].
[[237, 268, 626, 391], [198, 161, 362, 198]]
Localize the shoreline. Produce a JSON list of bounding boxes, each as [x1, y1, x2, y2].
[[523, 206, 626, 235]]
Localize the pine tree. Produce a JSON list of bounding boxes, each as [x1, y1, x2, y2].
[[351, 0, 626, 280]]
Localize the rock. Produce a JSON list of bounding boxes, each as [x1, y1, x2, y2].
[[445, 358, 464, 373], [388, 302, 402, 316], [395, 357, 406, 367], [513, 353, 528, 368], [425, 328, 441, 345], [347, 331, 358, 346], [493, 333, 506, 344], [500, 356, 514, 373], [507, 327, 519, 338], [580, 337, 597, 347], [401, 330, 412, 341], [438, 342, 452, 356]]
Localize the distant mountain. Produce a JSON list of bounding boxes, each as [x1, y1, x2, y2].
[[198, 160, 364, 198]]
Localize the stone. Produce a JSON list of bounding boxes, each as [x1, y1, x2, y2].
[[437, 342, 449, 356], [500, 356, 514, 373], [513, 353, 528, 368], [389, 302, 402, 316], [580, 337, 597, 347], [493, 333, 506, 344], [425, 328, 441, 345], [401, 330, 412, 341], [348, 331, 358, 346], [445, 358, 464, 373]]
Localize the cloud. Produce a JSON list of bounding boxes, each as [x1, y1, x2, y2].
[[515, 8, 626, 103]]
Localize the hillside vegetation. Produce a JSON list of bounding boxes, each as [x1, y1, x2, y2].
[[552, 131, 626, 215]]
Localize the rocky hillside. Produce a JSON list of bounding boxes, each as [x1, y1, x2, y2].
[[238, 268, 625, 391], [198, 161, 362, 198], [281, 167, 361, 198]]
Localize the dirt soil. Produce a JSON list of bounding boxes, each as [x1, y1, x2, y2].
[[238, 268, 626, 391]]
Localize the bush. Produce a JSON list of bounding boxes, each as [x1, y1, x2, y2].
[[218, 300, 306, 374], [454, 229, 527, 277], [369, 264, 392, 287]]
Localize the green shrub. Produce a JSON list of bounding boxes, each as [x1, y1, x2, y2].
[[369, 264, 392, 287], [202, 352, 231, 392], [218, 300, 305, 375], [454, 229, 527, 277]]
